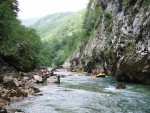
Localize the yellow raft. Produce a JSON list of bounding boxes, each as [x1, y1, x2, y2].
[[96, 73, 106, 77]]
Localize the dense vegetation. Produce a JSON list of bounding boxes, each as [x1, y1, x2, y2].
[[0, 0, 105, 69], [31, 11, 86, 66], [0, 0, 91, 69], [0, 0, 42, 72], [29, 0, 104, 67], [31, 12, 73, 38]]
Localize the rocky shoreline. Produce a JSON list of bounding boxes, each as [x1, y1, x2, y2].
[[0, 69, 60, 113]]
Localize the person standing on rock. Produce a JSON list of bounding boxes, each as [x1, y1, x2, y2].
[[49, 70, 54, 76]]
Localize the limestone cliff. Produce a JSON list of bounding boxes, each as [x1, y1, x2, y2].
[[63, 0, 150, 84]]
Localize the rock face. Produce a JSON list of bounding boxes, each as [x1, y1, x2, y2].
[[63, 0, 150, 84], [117, 53, 150, 84]]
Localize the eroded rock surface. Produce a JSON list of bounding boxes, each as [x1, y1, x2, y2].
[[63, 0, 150, 84]]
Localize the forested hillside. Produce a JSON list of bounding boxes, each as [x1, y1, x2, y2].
[[0, 0, 87, 70], [31, 12, 72, 38], [30, 11, 86, 66], [0, 0, 42, 73]]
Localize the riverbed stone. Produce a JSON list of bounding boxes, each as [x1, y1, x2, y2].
[[25, 80, 37, 89], [13, 78, 22, 87], [0, 100, 9, 107], [22, 76, 30, 82], [3, 76, 13, 83], [33, 75, 43, 83], [9, 96, 24, 103], [47, 75, 60, 83]]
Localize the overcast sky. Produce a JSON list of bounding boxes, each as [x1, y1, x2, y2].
[[17, 0, 89, 19]]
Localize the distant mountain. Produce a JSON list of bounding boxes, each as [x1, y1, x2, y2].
[[21, 18, 39, 26], [30, 12, 73, 38]]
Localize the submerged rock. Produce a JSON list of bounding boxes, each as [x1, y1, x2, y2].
[[116, 83, 126, 89]]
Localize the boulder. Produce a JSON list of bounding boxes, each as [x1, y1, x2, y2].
[[117, 54, 150, 84], [0, 99, 9, 107], [3, 76, 13, 82], [13, 78, 22, 87], [18, 87, 28, 97], [9, 96, 24, 103], [116, 83, 126, 89], [47, 75, 60, 83], [22, 76, 30, 82], [27, 87, 40, 95], [25, 80, 37, 89], [24, 80, 40, 95], [33, 75, 43, 83]]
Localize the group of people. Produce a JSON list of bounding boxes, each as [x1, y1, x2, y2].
[[40, 68, 54, 76], [92, 69, 105, 76]]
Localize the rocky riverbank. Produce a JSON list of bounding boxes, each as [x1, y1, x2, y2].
[[0, 69, 60, 112]]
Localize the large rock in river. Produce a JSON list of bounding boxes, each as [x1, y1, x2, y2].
[[33, 75, 43, 83], [47, 75, 60, 83], [117, 54, 150, 84]]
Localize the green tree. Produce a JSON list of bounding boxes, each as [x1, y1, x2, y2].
[[0, 0, 19, 41], [0, 0, 43, 71]]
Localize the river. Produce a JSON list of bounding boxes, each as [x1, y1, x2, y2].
[[6, 72, 150, 113]]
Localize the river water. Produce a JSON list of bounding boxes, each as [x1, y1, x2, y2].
[[7, 72, 150, 113]]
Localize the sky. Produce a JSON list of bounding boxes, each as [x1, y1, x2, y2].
[[17, 0, 89, 19]]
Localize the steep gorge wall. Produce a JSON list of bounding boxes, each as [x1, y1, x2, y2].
[[63, 0, 150, 84]]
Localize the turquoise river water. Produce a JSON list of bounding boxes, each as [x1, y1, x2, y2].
[[6, 72, 150, 113]]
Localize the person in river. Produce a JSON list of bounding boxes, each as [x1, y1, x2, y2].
[[49, 70, 54, 76], [92, 69, 97, 76]]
